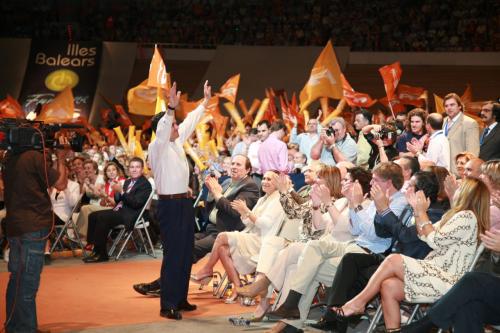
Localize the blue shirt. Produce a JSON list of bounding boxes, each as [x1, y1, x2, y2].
[[349, 191, 408, 254]]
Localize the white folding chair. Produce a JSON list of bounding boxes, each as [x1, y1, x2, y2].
[[50, 193, 87, 257], [367, 243, 486, 333], [108, 191, 156, 260]]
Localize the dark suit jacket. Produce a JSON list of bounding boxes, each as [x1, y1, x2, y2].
[[206, 176, 259, 232], [114, 175, 152, 227], [479, 124, 500, 161], [374, 202, 444, 259]]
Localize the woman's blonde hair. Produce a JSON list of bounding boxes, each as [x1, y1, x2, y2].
[[317, 165, 342, 199], [441, 178, 490, 241], [481, 159, 500, 190]]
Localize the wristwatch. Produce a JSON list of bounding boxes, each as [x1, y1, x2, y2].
[[418, 221, 432, 231], [353, 204, 363, 213]]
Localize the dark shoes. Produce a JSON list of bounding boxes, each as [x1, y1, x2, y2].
[[44, 253, 52, 265], [83, 253, 109, 263], [133, 283, 160, 297], [178, 300, 197, 311], [309, 314, 337, 331], [267, 305, 301, 319], [160, 308, 182, 320]]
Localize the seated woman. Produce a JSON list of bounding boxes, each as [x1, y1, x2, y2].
[[190, 170, 285, 301], [331, 178, 490, 332], [237, 165, 348, 320], [75, 162, 125, 245]]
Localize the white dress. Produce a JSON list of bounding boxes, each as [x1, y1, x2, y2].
[[402, 210, 478, 302], [226, 191, 285, 274]]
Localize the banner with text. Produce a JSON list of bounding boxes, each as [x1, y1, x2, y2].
[[19, 40, 102, 120]]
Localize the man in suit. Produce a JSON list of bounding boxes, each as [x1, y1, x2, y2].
[[442, 93, 480, 175], [479, 102, 500, 161], [132, 154, 259, 296], [84, 157, 152, 263]]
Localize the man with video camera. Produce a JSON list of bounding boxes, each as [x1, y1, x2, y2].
[[3, 137, 70, 333]]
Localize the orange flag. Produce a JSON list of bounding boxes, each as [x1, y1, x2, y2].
[[461, 84, 472, 103], [300, 40, 343, 110], [434, 94, 445, 114], [127, 79, 158, 116], [147, 46, 170, 90], [114, 105, 133, 128], [217, 74, 240, 104], [341, 74, 377, 108], [0, 95, 24, 118], [395, 84, 425, 107], [379, 62, 402, 102], [37, 87, 74, 123]]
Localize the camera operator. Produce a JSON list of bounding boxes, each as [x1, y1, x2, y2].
[[3, 139, 69, 333], [362, 123, 399, 168], [311, 117, 357, 166]]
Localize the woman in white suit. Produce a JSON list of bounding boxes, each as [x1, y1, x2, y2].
[[191, 170, 285, 300]]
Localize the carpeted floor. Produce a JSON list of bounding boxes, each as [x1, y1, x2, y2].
[[0, 255, 257, 332]]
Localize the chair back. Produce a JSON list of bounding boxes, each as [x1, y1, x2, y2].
[[468, 242, 485, 272]]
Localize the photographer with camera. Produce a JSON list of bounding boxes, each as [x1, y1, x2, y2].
[[3, 137, 70, 333], [361, 122, 400, 168], [310, 117, 357, 166]]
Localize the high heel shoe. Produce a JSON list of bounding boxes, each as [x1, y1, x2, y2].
[[190, 273, 213, 286], [329, 306, 364, 333], [238, 276, 270, 298]]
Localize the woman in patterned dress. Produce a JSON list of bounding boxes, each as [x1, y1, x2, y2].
[[333, 177, 490, 332]]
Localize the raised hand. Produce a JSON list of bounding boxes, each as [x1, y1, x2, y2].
[[444, 174, 459, 201], [205, 176, 222, 196], [230, 199, 249, 216], [168, 82, 181, 109], [275, 173, 291, 193], [480, 229, 500, 252], [316, 184, 332, 204], [202, 80, 212, 106], [371, 183, 389, 212], [407, 190, 430, 213]]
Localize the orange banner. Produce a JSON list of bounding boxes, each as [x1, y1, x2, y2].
[[379, 62, 402, 102], [299, 40, 343, 110], [147, 46, 170, 90], [37, 87, 74, 123], [127, 79, 157, 116], [379, 96, 406, 114], [217, 73, 240, 104], [341, 74, 377, 108], [0, 95, 24, 119]]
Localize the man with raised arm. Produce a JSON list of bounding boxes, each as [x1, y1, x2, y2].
[[148, 81, 211, 320]]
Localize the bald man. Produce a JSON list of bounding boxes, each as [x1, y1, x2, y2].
[[464, 158, 484, 179]]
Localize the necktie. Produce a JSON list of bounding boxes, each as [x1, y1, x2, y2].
[[444, 121, 449, 136], [480, 127, 490, 145]]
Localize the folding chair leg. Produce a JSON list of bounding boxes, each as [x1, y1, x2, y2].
[[115, 231, 134, 260], [108, 229, 125, 257], [366, 304, 383, 333], [143, 225, 156, 258], [407, 304, 421, 323]]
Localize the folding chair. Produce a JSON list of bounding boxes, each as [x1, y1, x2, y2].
[[366, 243, 486, 333], [50, 193, 87, 258], [108, 191, 156, 260]]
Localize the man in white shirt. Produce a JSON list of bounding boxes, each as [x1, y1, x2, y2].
[[148, 81, 211, 320], [407, 113, 451, 169]]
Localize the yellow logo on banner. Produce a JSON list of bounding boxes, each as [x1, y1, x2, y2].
[[45, 69, 79, 92]]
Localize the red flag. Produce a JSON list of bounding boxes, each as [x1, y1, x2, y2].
[[262, 88, 279, 123], [395, 84, 425, 107], [114, 105, 133, 128], [341, 74, 377, 108], [379, 96, 406, 114], [0, 95, 24, 118], [379, 62, 402, 102]]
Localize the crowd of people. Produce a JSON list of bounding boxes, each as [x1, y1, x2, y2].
[[1, 0, 499, 51], [1, 86, 499, 332]]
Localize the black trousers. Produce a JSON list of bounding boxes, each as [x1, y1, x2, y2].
[[327, 252, 383, 306], [429, 272, 500, 333], [146, 223, 219, 289], [87, 209, 128, 257], [158, 197, 195, 310]]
